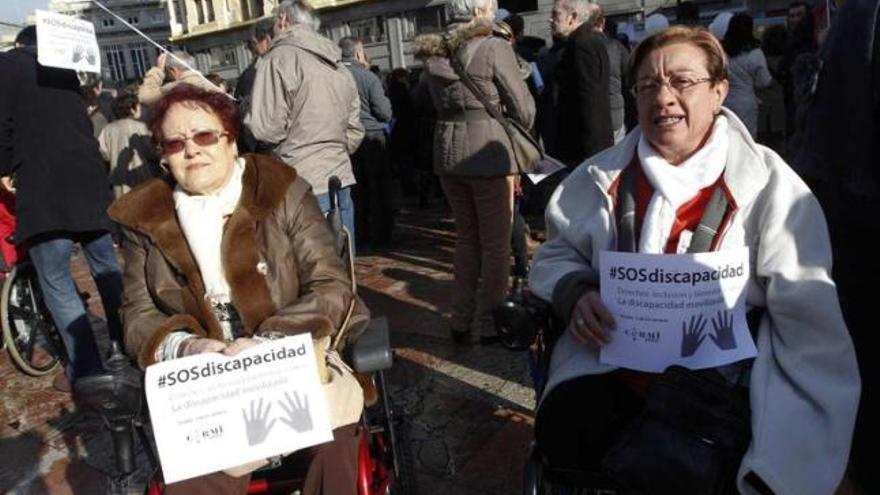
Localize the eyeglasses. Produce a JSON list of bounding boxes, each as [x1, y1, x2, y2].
[[160, 130, 228, 155], [632, 76, 713, 98]]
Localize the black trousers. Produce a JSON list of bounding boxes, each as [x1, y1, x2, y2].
[[535, 373, 643, 476], [352, 132, 394, 247]]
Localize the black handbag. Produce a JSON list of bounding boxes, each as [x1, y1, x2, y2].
[[602, 366, 751, 494], [601, 165, 754, 494]]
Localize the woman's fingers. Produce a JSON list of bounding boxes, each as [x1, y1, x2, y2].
[[223, 337, 259, 356], [587, 291, 617, 330], [182, 338, 226, 356], [568, 291, 615, 347]]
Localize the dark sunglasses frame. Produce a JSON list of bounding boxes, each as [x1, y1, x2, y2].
[[160, 130, 229, 155]]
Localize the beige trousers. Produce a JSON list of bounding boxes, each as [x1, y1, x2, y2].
[[440, 175, 515, 336]]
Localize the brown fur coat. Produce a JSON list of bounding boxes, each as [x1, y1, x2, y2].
[[109, 154, 369, 368]]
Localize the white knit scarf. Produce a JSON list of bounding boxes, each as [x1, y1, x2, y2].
[[637, 115, 729, 253], [173, 157, 246, 305]]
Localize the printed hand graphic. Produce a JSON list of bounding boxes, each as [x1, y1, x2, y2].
[[710, 310, 737, 350], [681, 314, 708, 357], [72, 45, 84, 63], [242, 398, 275, 446], [279, 391, 313, 433]]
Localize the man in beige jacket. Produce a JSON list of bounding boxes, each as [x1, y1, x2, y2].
[[137, 51, 218, 105], [244, 0, 363, 242]]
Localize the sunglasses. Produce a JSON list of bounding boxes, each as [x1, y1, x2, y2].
[[160, 130, 228, 155]]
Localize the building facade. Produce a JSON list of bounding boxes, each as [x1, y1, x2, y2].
[[166, 0, 797, 83], [49, 0, 172, 86], [166, 0, 561, 83]]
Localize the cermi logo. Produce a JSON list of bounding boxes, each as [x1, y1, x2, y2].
[[185, 424, 224, 444]]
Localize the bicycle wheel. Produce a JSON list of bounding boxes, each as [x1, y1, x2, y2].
[[1, 262, 62, 376]]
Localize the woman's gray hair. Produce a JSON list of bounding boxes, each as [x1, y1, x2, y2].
[[448, 0, 498, 22], [275, 0, 320, 31]]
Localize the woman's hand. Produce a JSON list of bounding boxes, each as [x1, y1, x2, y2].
[[223, 337, 260, 357], [179, 337, 226, 357], [567, 290, 616, 347]]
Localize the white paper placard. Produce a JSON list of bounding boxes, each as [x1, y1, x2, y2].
[[526, 156, 566, 184], [599, 248, 757, 372], [145, 335, 333, 483], [35, 10, 101, 73]]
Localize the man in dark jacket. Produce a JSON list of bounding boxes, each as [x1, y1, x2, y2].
[[0, 26, 123, 389], [592, 4, 629, 144], [550, 0, 613, 166], [340, 36, 394, 248]]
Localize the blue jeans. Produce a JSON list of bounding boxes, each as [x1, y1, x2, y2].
[[28, 232, 123, 381], [316, 186, 356, 257]]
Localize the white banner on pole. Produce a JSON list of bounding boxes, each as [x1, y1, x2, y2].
[[35, 10, 101, 73]]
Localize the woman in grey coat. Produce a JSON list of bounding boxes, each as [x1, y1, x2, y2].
[[416, 0, 535, 342]]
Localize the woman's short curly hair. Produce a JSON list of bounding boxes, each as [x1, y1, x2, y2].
[[147, 84, 240, 148], [626, 25, 729, 87]]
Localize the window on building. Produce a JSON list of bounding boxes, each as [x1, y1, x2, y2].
[[252, 0, 264, 17], [348, 16, 386, 44], [129, 42, 150, 78], [102, 18, 115, 27], [240, 0, 251, 20], [174, 1, 187, 24], [206, 45, 237, 69], [194, 0, 205, 24], [127, 16, 139, 25], [402, 6, 445, 40], [105, 45, 127, 82], [152, 13, 164, 23], [206, 0, 216, 22]]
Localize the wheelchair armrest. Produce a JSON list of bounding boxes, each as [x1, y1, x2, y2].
[[347, 317, 392, 373]]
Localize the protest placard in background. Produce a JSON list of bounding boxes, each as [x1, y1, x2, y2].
[[35, 10, 101, 73], [599, 248, 757, 372], [145, 335, 333, 483]]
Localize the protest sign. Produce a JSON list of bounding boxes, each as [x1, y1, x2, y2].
[[599, 248, 757, 372], [35, 10, 101, 73], [145, 335, 333, 483], [526, 156, 566, 184]]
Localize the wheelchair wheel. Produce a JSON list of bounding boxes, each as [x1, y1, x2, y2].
[[374, 370, 418, 495], [1, 262, 63, 376]]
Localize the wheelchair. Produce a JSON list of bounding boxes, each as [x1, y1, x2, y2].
[[1, 250, 66, 376], [493, 288, 624, 495], [75, 176, 417, 495]]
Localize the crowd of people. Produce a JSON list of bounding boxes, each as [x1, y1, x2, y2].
[[0, 0, 875, 493]]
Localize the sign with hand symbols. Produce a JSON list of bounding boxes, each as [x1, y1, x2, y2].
[[35, 10, 101, 73], [145, 335, 333, 483], [598, 248, 757, 372]]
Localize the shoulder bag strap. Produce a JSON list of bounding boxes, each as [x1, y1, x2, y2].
[[449, 38, 510, 127], [615, 167, 730, 254]]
